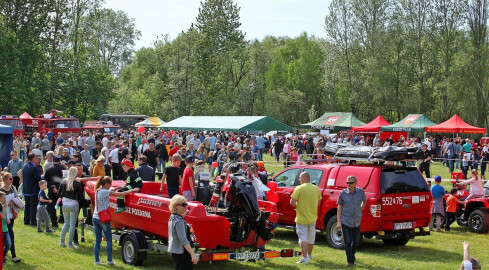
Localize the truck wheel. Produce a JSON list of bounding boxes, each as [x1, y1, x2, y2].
[[382, 234, 409, 246], [121, 235, 145, 266], [468, 210, 489, 233], [325, 215, 344, 249]]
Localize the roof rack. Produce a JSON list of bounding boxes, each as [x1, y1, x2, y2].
[[297, 145, 424, 164]]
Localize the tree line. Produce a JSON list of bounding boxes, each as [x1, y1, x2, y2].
[[0, 0, 139, 121], [2, 0, 489, 130]]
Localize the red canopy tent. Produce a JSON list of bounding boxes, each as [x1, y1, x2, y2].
[[425, 114, 486, 134], [352, 115, 390, 132], [352, 115, 407, 143], [19, 112, 32, 119]]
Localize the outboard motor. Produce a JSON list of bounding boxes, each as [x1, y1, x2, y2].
[[226, 174, 274, 242]]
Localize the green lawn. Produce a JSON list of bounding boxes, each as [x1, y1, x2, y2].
[[7, 156, 487, 269], [8, 211, 489, 269]]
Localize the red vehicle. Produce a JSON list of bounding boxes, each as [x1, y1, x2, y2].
[[82, 121, 121, 134], [273, 162, 432, 248], [443, 181, 489, 233], [0, 115, 24, 137], [83, 176, 299, 266], [22, 110, 81, 138]]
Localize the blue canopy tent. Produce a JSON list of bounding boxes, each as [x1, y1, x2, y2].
[[0, 124, 13, 169]]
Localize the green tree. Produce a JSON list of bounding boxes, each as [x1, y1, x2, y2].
[[194, 0, 246, 114], [83, 8, 141, 74], [467, 0, 489, 127], [401, 0, 433, 114], [325, 0, 357, 113], [432, 0, 467, 120]]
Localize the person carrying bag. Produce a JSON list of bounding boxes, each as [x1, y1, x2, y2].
[[92, 176, 139, 266]]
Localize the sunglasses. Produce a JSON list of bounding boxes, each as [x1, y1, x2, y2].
[[10, 155, 14, 156], [346, 182, 356, 185], [180, 203, 188, 207]]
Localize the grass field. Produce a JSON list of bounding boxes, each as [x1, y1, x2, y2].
[[5, 157, 488, 269]]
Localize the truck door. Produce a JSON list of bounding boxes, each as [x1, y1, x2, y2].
[[274, 168, 300, 225]]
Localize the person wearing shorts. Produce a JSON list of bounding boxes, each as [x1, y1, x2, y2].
[[290, 172, 322, 265]]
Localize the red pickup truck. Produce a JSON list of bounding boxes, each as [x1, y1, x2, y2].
[[273, 163, 432, 248]]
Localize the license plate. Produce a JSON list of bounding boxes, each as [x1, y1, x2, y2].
[[394, 222, 412, 230], [235, 252, 260, 260]]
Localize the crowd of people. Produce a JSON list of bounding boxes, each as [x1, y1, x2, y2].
[[0, 129, 279, 267], [0, 128, 485, 269]]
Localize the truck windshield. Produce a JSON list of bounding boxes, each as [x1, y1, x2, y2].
[[380, 168, 429, 194], [54, 120, 80, 129], [0, 119, 23, 129]]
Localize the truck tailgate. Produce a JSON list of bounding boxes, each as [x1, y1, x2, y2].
[[381, 192, 432, 230]]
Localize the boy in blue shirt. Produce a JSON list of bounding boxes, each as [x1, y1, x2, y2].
[[430, 176, 445, 232], [37, 180, 54, 233]]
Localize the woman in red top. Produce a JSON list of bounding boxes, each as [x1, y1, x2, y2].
[[289, 147, 299, 164]]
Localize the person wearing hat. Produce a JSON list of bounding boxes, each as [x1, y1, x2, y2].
[[429, 175, 445, 232], [181, 156, 195, 201], [115, 159, 143, 214], [43, 155, 66, 228]]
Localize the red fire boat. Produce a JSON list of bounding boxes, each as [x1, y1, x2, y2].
[[83, 173, 299, 266]]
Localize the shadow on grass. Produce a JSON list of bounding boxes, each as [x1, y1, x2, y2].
[[5, 261, 42, 269], [359, 240, 460, 263]]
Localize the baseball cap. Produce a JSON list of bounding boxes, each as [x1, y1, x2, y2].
[[53, 155, 62, 161], [434, 175, 442, 182], [186, 156, 195, 163]]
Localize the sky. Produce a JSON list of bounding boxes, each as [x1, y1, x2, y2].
[[104, 0, 332, 49]]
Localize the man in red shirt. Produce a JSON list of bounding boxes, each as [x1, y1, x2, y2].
[[181, 156, 195, 201]]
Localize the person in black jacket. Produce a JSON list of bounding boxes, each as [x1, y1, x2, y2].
[[273, 138, 284, 162], [58, 167, 83, 248], [43, 155, 66, 227], [156, 138, 169, 174], [145, 143, 159, 171], [115, 159, 143, 214], [129, 138, 137, 164], [136, 155, 155, 182]]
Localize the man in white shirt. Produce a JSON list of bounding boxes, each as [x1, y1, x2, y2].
[[109, 144, 121, 179], [186, 132, 194, 148], [482, 144, 489, 154], [193, 135, 201, 150], [102, 135, 109, 147], [77, 135, 83, 151], [138, 140, 149, 156], [101, 141, 112, 166], [425, 137, 432, 151]]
